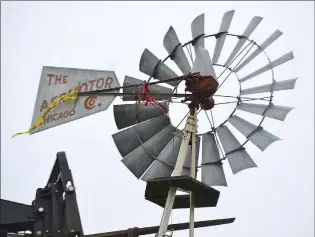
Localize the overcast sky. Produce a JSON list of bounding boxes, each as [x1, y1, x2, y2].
[[1, 1, 314, 237]]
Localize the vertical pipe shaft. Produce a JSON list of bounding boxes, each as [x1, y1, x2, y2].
[[189, 112, 197, 237], [157, 115, 196, 237]]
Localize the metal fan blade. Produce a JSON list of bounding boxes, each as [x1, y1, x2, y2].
[[234, 30, 283, 72], [192, 47, 217, 79], [224, 16, 263, 67], [201, 132, 227, 186], [216, 126, 257, 174], [228, 115, 280, 151], [191, 13, 205, 52], [240, 78, 298, 95], [122, 124, 176, 178], [139, 49, 179, 86], [112, 115, 170, 157], [122, 76, 173, 101], [156, 131, 183, 167], [114, 102, 168, 129], [236, 103, 293, 121], [212, 10, 235, 64], [156, 132, 199, 169], [141, 159, 174, 181], [163, 26, 191, 74], [240, 52, 294, 83]]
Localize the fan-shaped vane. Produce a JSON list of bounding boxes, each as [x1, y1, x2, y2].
[[20, 10, 297, 237]]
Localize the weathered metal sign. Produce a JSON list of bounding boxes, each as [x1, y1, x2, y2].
[[30, 66, 120, 134]]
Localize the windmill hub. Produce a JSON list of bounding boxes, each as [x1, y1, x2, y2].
[[184, 73, 218, 113]]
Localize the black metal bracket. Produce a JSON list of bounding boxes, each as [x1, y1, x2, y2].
[[0, 152, 83, 237], [1, 153, 236, 237]]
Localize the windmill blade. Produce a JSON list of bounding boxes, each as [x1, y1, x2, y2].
[[141, 134, 200, 181], [201, 132, 227, 186], [122, 124, 176, 179], [112, 115, 170, 157], [122, 76, 173, 101], [191, 13, 205, 52], [224, 16, 263, 67], [240, 78, 298, 95], [141, 159, 174, 181], [216, 126, 257, 174], [236, 103, 293, 121], [192, 47, 217, 79], [240, 52, 294, 83], [234, 30, 283, 72], [113, 102, 168, 129], [163, 26, 191, 74], [139, 49, 179, 86], [228, 115, 280, 151], [212, 10, 235, 64]]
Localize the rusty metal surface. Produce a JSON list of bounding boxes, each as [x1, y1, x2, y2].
[[31, 66, 120, 134]]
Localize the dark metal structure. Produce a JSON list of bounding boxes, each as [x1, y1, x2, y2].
[[0, 152, 83, 237], [0, 152, 235, 237]]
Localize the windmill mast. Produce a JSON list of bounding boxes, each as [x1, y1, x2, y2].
[[189, 110, 197, 237], [157, 109, 198, 237]]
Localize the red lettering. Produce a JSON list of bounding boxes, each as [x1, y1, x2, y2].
[[40, 100, 48, 112], [47, 74, 68, 85], [47, 74, 55, 85], [63, 111, 69, 117], [69, 109, 75, 116], [88, 79, 97, 91], [53, 113, 59, 120], [96, 78, 105, 89], [40, 109, 75, 125], [79, 83, 88, 92], [104, 77, 113, 89], [55, 75, 62, 84], [63, 76, 68, 84]]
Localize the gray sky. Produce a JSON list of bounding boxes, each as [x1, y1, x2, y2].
[[1, 1, 314, 237]]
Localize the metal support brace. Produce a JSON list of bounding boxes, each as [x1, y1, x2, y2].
[[157, 115, 197, 237]]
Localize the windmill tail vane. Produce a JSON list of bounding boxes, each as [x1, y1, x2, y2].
[[12, 72, 216, 138], [7, 9, 298, 237]]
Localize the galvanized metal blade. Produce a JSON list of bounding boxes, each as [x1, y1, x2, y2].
[[122, 124, 176, 178], [236, 103, 293, 121], [164, 26, 191, 74], [228, 115, 280, 151], [139, 49, 179, 86], [192, 47, 217, 79], [240, 52, 294, 83], [191, 14, 205, 52], [112, 115, 170, 157], [122, 76, 173, 101], [212, 10, 235, 64], [201, 132, 227, 186], [141, 159, 174, 181], [216, 126, 257, 174], [113, 102, 168, 129], [141, 132, 200, 181], [224, 16, 263, 67], [240, 78, 298, 95], [234, 30, 283, 72]]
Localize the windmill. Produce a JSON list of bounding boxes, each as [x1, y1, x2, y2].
[[9, 10, 297, 237]]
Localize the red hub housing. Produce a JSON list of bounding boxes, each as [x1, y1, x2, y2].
[[185, 74, 218, 113]]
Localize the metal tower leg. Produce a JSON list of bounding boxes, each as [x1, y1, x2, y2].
[[189, 128, 197, 237], [157, 114, 197, 237]]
